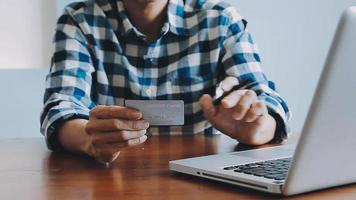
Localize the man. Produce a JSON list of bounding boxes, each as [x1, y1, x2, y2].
[[41, 0, 290, 164]]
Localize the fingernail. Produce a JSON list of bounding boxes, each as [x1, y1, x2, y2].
[[141, 135, 148, 142], [136, 112, 143, 119], [143, 121, 150, 128]]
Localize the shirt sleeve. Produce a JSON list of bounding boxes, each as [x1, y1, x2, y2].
[[219, 12, 292, 143], [40, 7, 96, 151]]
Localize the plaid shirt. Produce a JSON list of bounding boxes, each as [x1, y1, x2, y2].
[[41, 0, 291, 151]]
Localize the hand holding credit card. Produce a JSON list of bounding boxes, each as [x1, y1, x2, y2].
[[125, 100, 185, 126]]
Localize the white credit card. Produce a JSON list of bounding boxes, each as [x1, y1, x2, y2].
[[124, 100, 184, 126]]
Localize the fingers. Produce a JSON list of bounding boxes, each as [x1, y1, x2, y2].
[[90, 105, 142, 120], [86, 105, 149, 164], [127, 135, 148, 146], [216, 77, 239, 98], [107, 135, 148, 150], [91, 130, 147, 146], [219, 89, 264, 121], [220, 90, 246, 108], [86, 118, 150, 133], [218, 76, 239, 92], [201, 88, 267, 123], [244, 101, 268, 122], [198, 94, 217, 121], [232, 90, 258, 120], [92, 134, 148, 164]]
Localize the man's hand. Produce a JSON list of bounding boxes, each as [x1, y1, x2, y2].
[[84, 105, 150, 163], [199, 78, 276, 145]]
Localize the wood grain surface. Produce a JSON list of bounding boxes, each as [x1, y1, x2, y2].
[[0, 134, 355, 200]]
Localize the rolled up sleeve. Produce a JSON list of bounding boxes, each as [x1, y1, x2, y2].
[[219, 12, 291, 143], [40, 7, 96, 151]]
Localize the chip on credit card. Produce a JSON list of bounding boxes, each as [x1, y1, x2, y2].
[[124, 100, 184, 126]]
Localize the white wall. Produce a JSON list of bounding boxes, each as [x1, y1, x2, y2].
[[0, 0, 56, 69]]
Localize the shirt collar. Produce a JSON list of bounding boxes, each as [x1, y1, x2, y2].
[[114, 0, 192, 38], [116, 1, 145, 38], [167, 0, 192, 36]]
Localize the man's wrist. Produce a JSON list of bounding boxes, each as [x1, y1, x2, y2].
[[267, 108, 287, 144], [265, 114, 277, 143], [58, 119, 92, 156]]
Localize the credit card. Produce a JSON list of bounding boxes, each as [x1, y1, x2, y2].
[[124, 100, 184, 126]]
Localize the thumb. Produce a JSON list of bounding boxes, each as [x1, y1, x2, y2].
[[216, 76, 239, 97], [199, 94, 217, 122]]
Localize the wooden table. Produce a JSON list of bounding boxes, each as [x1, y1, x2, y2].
[[0, 134, 355, 200]]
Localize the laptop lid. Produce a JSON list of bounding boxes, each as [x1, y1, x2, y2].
[[283, 7, 356, 195]]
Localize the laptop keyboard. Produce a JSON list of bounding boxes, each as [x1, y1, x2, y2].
[[223, 157, 292, 181]]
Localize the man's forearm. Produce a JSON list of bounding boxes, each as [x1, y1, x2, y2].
[[58, 119, 91, 155]]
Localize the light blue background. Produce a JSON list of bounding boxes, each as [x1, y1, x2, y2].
[[1, 0, 355, 138], [0, 69, 47, 138]]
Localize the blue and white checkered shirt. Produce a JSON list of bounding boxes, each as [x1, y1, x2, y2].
[[41, 0, 291, 150]]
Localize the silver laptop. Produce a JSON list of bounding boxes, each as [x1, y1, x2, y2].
[[169, 7, 356, 196]]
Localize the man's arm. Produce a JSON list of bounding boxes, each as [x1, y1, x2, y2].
[[199, 82, 277, 145], [200, 8, 290, 145], [58, 106, 149, 163], [58, 119, 90, 155], [41, 6, 149, 163], [40, 7, 96, 152]]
